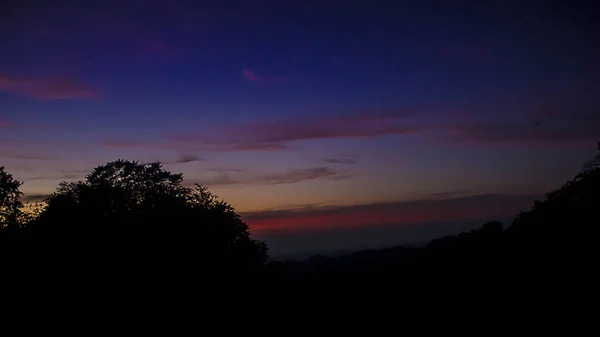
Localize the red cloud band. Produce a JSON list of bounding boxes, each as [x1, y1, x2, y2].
[[243, 194, 536, 234], [0, 73, 99, 100]]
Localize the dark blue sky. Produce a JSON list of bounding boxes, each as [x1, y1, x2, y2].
[[1, 0, 598, 256]]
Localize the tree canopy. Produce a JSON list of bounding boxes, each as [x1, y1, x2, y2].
[[3, 142, 600, 281], [29, 159, 268, 269], [0, 166, 24, 230]]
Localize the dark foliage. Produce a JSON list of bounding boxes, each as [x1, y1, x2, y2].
[[2, 160, 268, 277], [2, 145, 598, 302], [264, 167, 598, 297], [0, 166, 24, 230]]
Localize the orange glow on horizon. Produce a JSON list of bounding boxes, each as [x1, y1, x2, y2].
[[245, 198, 527, 235]]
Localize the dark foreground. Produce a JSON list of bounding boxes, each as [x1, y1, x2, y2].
[[2, 166, 598, 308]]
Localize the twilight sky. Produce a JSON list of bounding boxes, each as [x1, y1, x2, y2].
[[1, 0, 598, 257]]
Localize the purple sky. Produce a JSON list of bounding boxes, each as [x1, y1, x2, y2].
[[1, 0, 598, 256]]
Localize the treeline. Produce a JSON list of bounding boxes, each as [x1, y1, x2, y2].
[[268, 163, 599, 290], [1, 144, 599, 289]]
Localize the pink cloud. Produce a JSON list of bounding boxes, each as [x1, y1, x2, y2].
[[0, 73, 99, 100], [532, 105, 598, 125], [449, 105, 600, 147], [171, 112, 425, 146], [262, 167, 340, 185], [244, 194, 535, 234], [0, 151, 53, 160], [100, 139, 289, 153], [139, 40, 179, 62], [324, 157, 358, 164], [227, 142, 289, 151], [189, 166, 355, 187], [0, 120, 15, 128], [102, 141, 140, 149], [241, 68, 291, 85], [242, 68, 260, 82], [231, 113, 425, 143], [103, 109, 428, 154], [101, 140, 179, 151]]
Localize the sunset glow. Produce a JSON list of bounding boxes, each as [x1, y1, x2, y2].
[[1, 1, 598, 256]]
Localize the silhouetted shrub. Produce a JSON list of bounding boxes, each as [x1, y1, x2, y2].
[[27, 159, 268, 272]]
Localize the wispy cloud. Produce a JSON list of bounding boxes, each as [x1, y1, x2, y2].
[[226, 142, 290, 151], [242, 68, 259, 82], [101, 139, 290, 153], [189, 166, 355, 187], [323, 157, 358, 164], [102, 141, 137, 149], [0, 152, 54, 161], [243, 194, 537, 234], [139, 39, 179, 63], [104, 111, 423, 154], [263, 167, 346, 185], [174, 153, 204, 164], [24, 173, 83, 181], [101, 140, 172, 150], [205, 167, 248, 173], [161, 153, 206, 165], [0, 73, 99, 100], [450, 105, 599, 146], [231, 113, 424, 143], [169, 112, 426, 152], [0, 120, 15, 128], [241, 68, 290, 85]]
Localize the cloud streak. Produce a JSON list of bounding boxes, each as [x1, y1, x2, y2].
[[241, 68, 290, 85], [105, 111, 424, 154], [169, 112, 426, 151], [138, 39, 180, 63], [262, 167, 346, 185], [229, 113, 424, 143], [25, 173, 83, 181], [101, 139, 290, 152], [242, 68, 259, 82], [0, 120, 15, 128], [243, 194, 537, 234], [324, 157, 358, 164], [189, 166, 356, 187], [0, 152, 54, 161], [161, 153, 206, 165], [450, 105, 599, 146], [0, 73, 99, 100]]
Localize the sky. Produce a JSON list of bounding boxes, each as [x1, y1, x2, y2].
[[1, 0, 599, 257]]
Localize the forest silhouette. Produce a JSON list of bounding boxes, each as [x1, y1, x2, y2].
[[1, 143, 599, 291]]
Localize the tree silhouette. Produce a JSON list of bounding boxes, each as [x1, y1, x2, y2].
[[505, 142, 600, 273], [30, 159, 268, 270], [0, 166, 24, 231]]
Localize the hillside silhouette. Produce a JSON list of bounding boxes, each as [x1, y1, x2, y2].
[[1, 144, 599, 293], [266, 146, 599, 292]]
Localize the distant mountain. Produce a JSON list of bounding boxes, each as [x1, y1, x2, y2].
[[267, 167, 600, 288], [282, 244, 418, 274]]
